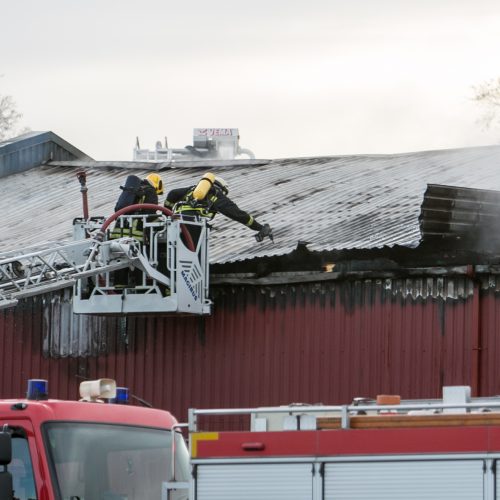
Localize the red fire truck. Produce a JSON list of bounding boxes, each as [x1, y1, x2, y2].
[[3, 382, 500, 500], [0, 379, 189, 500], [188, 386, 500, 500]]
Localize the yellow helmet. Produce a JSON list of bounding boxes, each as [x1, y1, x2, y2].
[[145, 173, 164, 195]]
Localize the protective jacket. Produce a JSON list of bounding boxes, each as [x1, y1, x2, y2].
[[111, 181, 158, 241], [164, 186, 263, 231]]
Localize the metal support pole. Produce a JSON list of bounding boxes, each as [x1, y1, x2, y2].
[[340, 405, 350, 429], [76, 171, 89, 221]]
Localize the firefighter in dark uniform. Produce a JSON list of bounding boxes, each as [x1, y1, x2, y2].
[[110, 173, 164, 287], [164, 176, 273, 245], [110, 173, 164, 241]]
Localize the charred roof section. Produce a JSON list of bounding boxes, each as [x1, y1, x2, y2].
[[420, 184, 500, 252]]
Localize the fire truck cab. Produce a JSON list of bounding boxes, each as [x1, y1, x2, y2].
[[189, 386, 500, 500], [0, 380, 189, 500]]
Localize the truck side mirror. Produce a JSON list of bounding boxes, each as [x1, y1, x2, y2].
[[0, 432, 13, 500]]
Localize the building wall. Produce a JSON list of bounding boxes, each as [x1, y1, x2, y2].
[[0, 131, 90, 177], [0, 276, 497, 424]]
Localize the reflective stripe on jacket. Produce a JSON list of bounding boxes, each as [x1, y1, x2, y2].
[[109, 221, 144, 241], [110, 194, 147, 241]]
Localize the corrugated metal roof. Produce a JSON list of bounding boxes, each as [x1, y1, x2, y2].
[[2, 144, 500, 264]]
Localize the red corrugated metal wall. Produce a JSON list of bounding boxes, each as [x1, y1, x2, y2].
[[0, 277, 497, 424], [476, 283, 500, 396]]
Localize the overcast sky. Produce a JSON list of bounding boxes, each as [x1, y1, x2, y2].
[[2, 0, 500, 160]]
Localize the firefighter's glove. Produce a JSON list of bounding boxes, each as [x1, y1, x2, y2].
[[255, 224, 273, 243]]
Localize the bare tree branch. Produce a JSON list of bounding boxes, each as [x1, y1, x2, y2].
[[0, 94, 23, 141], [472, 77, 500, 129]]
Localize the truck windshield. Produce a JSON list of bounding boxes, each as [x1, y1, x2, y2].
[[44, 422, 189, 500]]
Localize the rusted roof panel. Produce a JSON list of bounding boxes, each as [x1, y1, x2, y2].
[[2, 144, 500, 263]]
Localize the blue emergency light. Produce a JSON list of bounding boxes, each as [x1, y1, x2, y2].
[[27, 379, 48, 400], [115, 387, 129, 405]]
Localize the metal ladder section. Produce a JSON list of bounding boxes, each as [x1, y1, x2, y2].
[[0, 239, 112, 310], [0, 214, 212, 315]]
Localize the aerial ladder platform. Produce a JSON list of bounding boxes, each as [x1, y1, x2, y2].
[[0, 204, 212, 315]]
